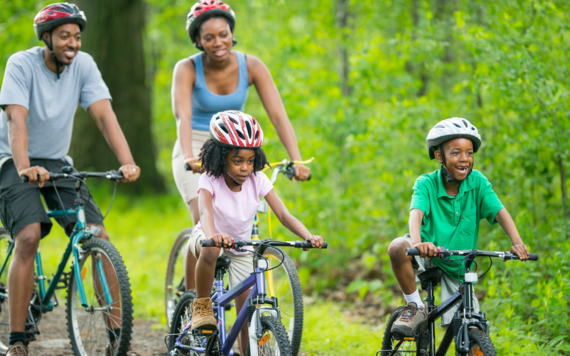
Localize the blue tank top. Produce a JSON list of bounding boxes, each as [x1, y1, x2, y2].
[[191, 51, 249, 131]]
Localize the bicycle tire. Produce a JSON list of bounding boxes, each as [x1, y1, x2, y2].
[[165, 228, 193, 326], [168, 290, 203, 356], [380, 306, 428, 356], [66, 238, 133, 356], [262, 246, 303, 356], [0, 227, 11, 355], [246, 315, 292, 356], [468, 329, 497, 356]]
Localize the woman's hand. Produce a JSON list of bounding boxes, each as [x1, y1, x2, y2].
[[510, 243, 530, 262], [184, 157, 202, 174], [293, 164, 311, 182], [411, 242, 438, 259], [119, 163, 140, 183], [210, 233, 234, 249], [304, 235, 323, 251]]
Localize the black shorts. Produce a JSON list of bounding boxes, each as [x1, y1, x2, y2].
[[0, 158, 104, 238]]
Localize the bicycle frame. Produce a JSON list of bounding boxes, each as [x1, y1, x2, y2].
[[175, 255, 276, 356], [0, 195, 113, 313]]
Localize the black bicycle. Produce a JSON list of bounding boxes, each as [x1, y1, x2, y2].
[[380, 247, 538, 356]]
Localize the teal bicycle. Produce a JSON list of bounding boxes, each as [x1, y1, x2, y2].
[[0, 167, 133, 356]]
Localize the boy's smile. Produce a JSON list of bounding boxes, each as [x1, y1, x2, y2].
[[436, 138, 474, 181]]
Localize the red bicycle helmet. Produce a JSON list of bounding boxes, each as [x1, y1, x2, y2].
[[33, 3, 86, 41], [210, 111, 263, 148], [186, 0, 236, 49]]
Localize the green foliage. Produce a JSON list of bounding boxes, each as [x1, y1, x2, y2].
[[1, 0, 569, 352]]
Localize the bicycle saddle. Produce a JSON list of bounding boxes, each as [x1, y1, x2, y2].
[[216, 256, 231, 269], [417, 267, 443, 282]]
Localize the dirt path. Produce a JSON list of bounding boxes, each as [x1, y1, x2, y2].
[[27, 307, 168, 356]]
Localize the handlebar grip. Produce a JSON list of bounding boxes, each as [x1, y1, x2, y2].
[[296, 241, 328, 249], [200, 239, 217, 248], [529, 253, 539, 261], [21, 175, 30, 183], [185, 163, 192, 171], [306, 174, 312, 181], [406, 248, 421, 256]]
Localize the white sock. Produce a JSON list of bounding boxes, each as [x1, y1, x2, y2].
[[403, 289, 425, 309]]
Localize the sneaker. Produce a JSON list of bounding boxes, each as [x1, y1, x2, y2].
[[7, 342, 27, 356], [190, 297, 217, 331], [105, 341, 141, 356], [391, 303, 428, 336]]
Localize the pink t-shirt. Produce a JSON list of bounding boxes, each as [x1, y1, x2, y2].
[[195, 172, 274, 255]]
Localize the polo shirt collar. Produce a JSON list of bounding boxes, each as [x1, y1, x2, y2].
[[436, 168, 476, 199]]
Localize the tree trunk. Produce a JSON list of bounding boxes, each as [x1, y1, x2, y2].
[[69, 0, 165, 193]]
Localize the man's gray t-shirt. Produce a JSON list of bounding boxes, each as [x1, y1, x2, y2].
[[0, 46, 111, 160]]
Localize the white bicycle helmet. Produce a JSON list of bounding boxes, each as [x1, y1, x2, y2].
[[426, 118, 482, 160], [209, 110, 263, 148]]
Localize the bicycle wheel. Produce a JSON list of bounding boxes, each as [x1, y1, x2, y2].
[[0, 227, 12, 355], [66, 238, 133, 356], [262, 246, 303, 356], [168, 290, 205, 356], [165, 228, 193, 326], [380, 306, 428, 356], [246, 316, 292, 356], [468, 330, 497, 356]]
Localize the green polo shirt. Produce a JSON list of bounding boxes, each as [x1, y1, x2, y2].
[[410, 169, 504, 279]]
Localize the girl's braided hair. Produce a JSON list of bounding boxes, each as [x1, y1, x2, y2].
[[198, 139, 269, 178]]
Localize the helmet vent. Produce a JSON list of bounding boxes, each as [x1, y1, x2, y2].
[[453, 123, 461, 128], [245, 121, 252, 137], [435, 124, 445, 129], [229, 117, 239, 125], [237, 130, 245, 140], [462, 119, 469, 127], [255, 131, 259, 140], [219, 123, 229, 134]]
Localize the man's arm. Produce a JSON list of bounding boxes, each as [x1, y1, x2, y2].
[[87, 99, 139, 182], [5, 105, 50, 186]]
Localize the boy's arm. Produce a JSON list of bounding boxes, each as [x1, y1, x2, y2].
[[409, 208, 437, 259], [495, 208, 530, 261], [198, 189, 232, 248], [264, 190, 323, 249]]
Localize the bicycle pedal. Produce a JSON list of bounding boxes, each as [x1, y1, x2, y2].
[[192, 328, 218, 336]]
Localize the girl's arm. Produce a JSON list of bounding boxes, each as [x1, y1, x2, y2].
[[495, 208, 530, 261], [172, 58, 201, 174], [264, 190, 323, 249], [248, 55, 310, 181], [198, 189, 232, 248]]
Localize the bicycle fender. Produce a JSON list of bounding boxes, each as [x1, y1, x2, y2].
[[248, 307, 279, 356]]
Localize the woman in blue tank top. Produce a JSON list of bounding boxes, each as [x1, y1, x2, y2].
[[171, 0, 311, 296]]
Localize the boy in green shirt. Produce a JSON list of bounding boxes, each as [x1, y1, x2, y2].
[[388, 117, 531, 336]]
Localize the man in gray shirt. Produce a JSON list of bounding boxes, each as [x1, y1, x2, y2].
[[0, 3, 140, 356]]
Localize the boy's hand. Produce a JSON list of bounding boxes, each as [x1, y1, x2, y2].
[[210, 233, 233, 249], [412, 242, 438, 260], [304, 235, 323, 251], [510, 243, 530, 262]]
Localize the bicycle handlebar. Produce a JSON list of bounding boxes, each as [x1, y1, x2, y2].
[[21, 170, 125, 184], [200, 239, 327, 249], [405, 247, 538, 261], [186, 158, 314, 181]]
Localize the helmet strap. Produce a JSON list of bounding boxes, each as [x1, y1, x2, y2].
[[439, 144, 474, 184], [42, 30, 65, 80]]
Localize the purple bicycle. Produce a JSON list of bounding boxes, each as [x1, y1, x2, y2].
[[167, 239, 327, 356]]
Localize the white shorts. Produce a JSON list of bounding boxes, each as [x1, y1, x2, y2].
[[188, 228, 254, 289], [172, 130, 210, 205], [395, 234, 480, 327]]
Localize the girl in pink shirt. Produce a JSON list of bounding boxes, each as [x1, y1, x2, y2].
[[187, 111, 323, 355]]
